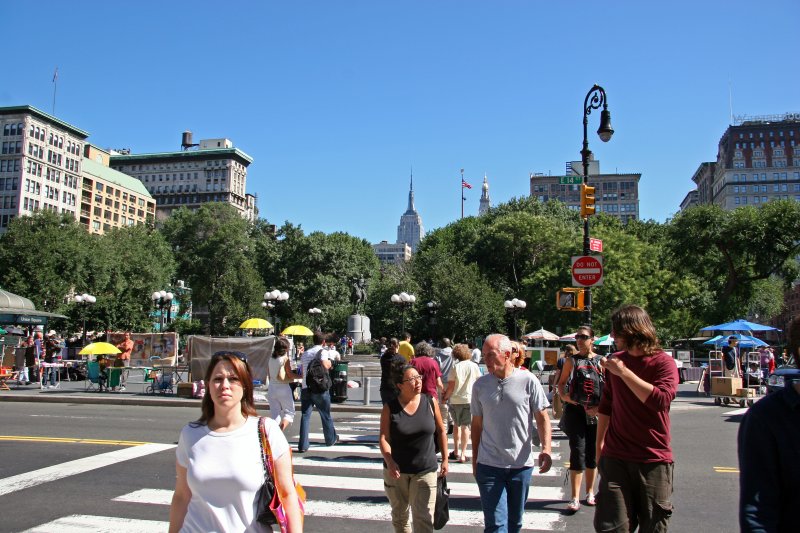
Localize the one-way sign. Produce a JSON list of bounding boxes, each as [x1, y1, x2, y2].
[[571, 255, 604, 287]]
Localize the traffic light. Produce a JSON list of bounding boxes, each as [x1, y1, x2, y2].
[[580, 184, 596, 217], [556, 288, 586, 311]]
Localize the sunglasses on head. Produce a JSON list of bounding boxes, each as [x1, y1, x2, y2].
[[213, 350, 248, 363]]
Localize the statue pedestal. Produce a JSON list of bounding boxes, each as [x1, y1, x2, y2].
[[347, 315, 371, 344]]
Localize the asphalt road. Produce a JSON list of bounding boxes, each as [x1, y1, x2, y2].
[[0, 385, 743, 532]]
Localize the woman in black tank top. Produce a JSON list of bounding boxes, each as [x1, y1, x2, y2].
[[379, 363, 448, 532]]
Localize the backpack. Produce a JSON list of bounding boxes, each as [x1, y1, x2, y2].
[[306, 353, 332, 394], [569, 356, 604, 407], [721, 346, 736, 371]]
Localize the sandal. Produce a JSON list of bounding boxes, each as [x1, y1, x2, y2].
[[459, 455, 469, 463], [566, 499, 580, 512], [585, 493, 596, 506], [448, 451, 458, 461]]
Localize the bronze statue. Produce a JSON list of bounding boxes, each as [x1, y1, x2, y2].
[[351, 277, 368, 315]]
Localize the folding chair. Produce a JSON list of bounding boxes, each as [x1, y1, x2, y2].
[[85, 361, 102, 391]]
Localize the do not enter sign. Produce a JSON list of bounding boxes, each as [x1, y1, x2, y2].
[[572, 255, 604, 287]]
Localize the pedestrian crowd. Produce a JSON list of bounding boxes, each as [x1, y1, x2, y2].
[[14, 303, 787, 531]]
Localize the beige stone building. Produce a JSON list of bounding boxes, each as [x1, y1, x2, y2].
[[529, 157, 641, 223], [81, 145, 155, 234], [109, 133, 257, 221], [0, 105, 157, 235]]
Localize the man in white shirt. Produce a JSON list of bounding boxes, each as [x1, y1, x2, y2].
[[297, 330, 338, 453]]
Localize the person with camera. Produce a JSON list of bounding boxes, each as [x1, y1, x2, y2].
[[557, 326, 602, 513]]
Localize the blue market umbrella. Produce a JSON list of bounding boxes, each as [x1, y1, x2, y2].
[[702, 333, 767, 348], [700, 319, 780, 332]]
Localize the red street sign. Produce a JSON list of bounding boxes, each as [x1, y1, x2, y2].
[[589, 238, 603, 252], [572, 255, 604, 287]]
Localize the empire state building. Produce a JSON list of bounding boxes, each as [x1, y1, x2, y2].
[[396, 174, 424, 252]]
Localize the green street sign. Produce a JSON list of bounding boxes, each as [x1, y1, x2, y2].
[[559, 176, 582, 185]]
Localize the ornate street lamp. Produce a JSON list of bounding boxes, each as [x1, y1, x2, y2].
[[264, 289, 289, 334], [426, 301, 440, 342], [74, 293, 96, 346], [308, 307, 322, 330], [580, 84, 614, 326], [391, 292, 416, 335], [504, 298, 527, 340], [152, 290, 174, 332]]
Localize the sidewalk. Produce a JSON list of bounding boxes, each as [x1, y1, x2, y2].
[[0, 369, 385, 413]]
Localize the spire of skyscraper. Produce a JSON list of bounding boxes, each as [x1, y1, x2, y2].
[[397, 168, 425, 252], [479, 173, 492, 215]]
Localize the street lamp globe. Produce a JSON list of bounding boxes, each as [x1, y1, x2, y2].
[[598, 109, 614, 142], [391, 294, 401, 303]]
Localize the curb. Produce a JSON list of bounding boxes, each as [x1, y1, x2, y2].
[[0, 392, 384, 412]]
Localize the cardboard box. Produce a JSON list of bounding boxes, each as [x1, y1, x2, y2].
[[711, 377, 742, 396], [176, 382, 194, 398], [737, 388, 756, 398]]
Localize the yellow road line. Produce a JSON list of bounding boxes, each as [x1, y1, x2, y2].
[[0, 435, 148, 446], [713, 466, 739, 473]]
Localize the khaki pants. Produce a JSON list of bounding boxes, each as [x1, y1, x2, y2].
[[383, 468, 437, 533], [594, 457, 673, 533]]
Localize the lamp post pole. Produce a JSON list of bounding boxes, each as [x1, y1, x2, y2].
[[426, 301, 440, 342], [264, 289, 289, 335], [74, 293, 96, 346], [152, 290, 174, 332], [391, 292, 416, 335], [581, 84, 614, 327], [308, 307, 322, 330], [504, 298, 527, 340]]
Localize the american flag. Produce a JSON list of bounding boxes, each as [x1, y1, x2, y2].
[[462, 178, 472, 189]]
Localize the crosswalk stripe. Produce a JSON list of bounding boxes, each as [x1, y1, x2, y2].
[[20, 514, 168, 532], [295, 473, 563, 500], [303, 499, 567, 531], [113, 489, 566, 530], [292, 456, 565, 477], [300, 433, 560, 449], [292, 443, 562, 462], [0, 443, 176, 497]]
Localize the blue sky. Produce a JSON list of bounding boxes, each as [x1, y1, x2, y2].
[[3, 1, 799, 244]]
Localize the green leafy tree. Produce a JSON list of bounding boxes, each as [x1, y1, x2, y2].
[[667, 201, 800, 322], [161, 203, 264, 335]]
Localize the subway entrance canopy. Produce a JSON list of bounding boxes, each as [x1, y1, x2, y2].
[[0, 287, 67, 325]]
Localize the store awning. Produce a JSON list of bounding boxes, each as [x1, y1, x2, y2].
[[0, 287, 67, 325]]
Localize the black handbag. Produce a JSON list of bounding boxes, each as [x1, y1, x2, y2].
[[434, 475, 450, 530]]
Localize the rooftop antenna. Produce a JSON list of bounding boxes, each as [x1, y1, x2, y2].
[[729, 79, 734, 125], [52, 67, 58, 115]]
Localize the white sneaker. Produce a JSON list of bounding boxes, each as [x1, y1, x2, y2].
[[120, 386, 126, 391]]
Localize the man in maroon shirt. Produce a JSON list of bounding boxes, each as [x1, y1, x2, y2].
[[411, 341, 443, 399], [594, 305, 679, 533]]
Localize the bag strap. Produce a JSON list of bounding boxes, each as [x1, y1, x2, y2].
[[258, 417, 273, 482]]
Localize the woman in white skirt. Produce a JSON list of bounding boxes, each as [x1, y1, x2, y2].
[[268, 336, 300, 431]]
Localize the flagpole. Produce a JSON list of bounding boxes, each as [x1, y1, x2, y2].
[[52, 67, 58, 115], [460, 168, 464, 219]]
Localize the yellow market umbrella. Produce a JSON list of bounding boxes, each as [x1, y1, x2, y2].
[[239, 318, 273, 330], [281, 325, 314, 337], [79, 342, 122, 356]]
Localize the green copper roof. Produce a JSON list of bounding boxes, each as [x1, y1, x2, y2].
[[81, 158, 152, 198], [110, 147, 253, 165], [0, 105, 90, 138]]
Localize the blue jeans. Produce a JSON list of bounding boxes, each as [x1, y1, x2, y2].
[[298, 387, 337, 452], [476, 463, 533, 533]]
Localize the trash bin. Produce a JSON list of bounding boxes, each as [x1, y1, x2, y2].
[[331, 361, 349, 403]]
